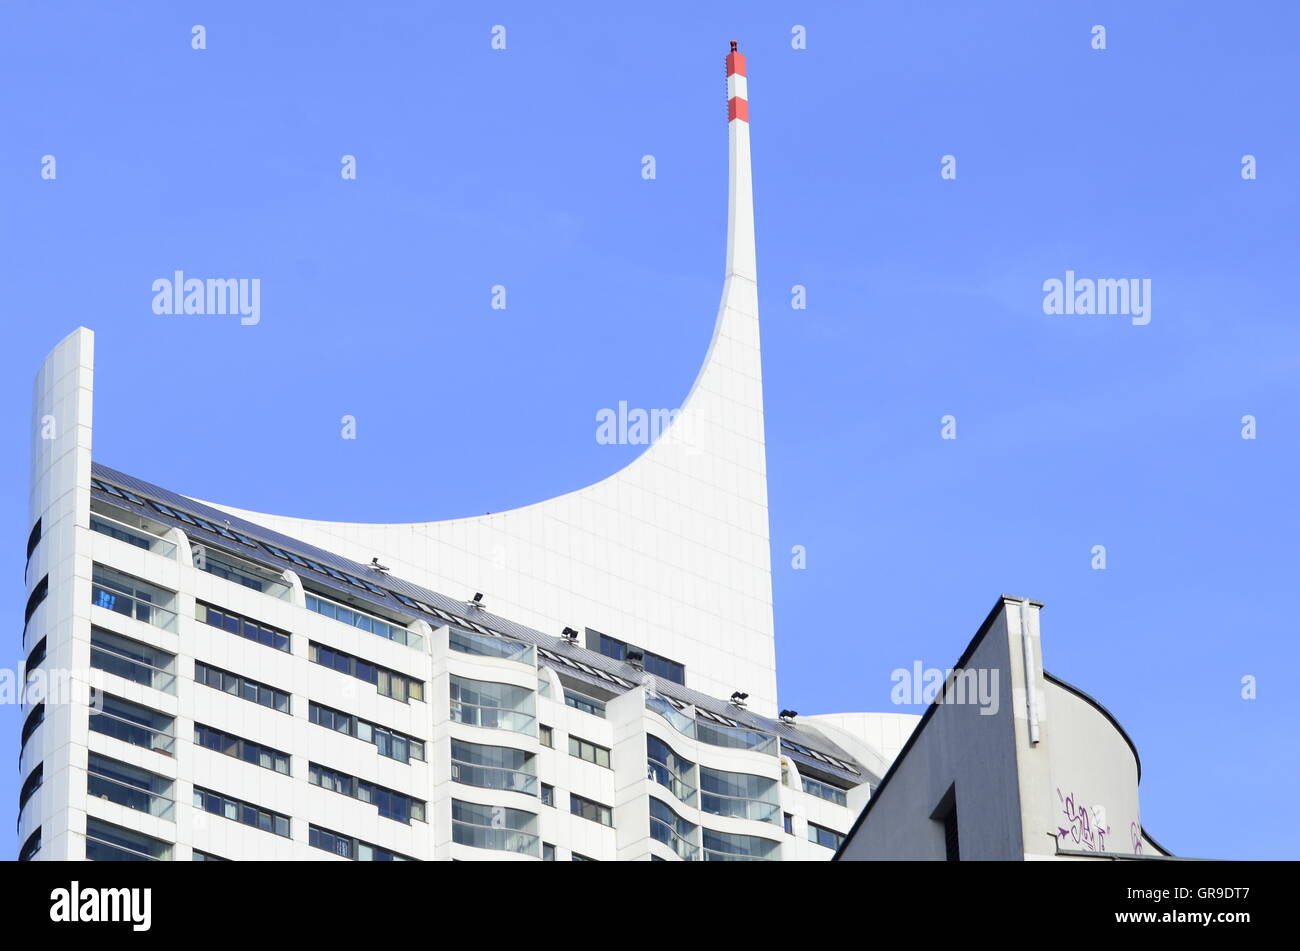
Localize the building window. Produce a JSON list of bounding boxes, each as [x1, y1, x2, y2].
[[91, 565, 176, 631], [451, 739, 537, 795], [451, 800, 539, 856], [699, 766, 780, 823], [541, 783, 555, 806], [306, 591, 423, 651], [92, 627, 177, 694], [24, 575, 49, 627], [26, 518, 41, 561], [592, 630, 685, 685], [194, 723, 291, 775], [542, 842, 556, 861], [806, 822, 845, 850], [90, 693, 175, 755], [701, 829, 780, 862], [539, 724, 554, 748], [647, 735, 697, 805], [18, 828, 41, 862], [196, 661, 289, 713], [783, 812, 794, 835], [310, 641, 424, 702], [18, 764, 43, 812], [449, 674, 535, 734], [87, 753, 175, 820], [308, 763, 426, 823], [196, 601, 289, 652], [571, 852, 597, 862], [21, 703, 44, 749], [24, 637, 47, 676], [568, 736, 611, 768], [449, 626, 533, 663], [801, 775, 849, 807], [569, 793, 613, 827], [649, 797, 698, 860], [85, 817, 173, 861], [309, 824, 416, 861], [192, 787, 291, 838], [192, 850, 229, 861], [564, 689, 606, 718], [309, 702, 424, 762]]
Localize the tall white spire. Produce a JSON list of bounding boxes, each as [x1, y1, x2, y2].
[[199, 45, 778, 714]]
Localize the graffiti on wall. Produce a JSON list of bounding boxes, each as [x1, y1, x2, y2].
[[1056, 788, 1110, 852]]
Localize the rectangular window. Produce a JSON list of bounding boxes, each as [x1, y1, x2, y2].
[[539, 724, 553, 748], [944, 807, 960, 861], [91, 565, 176, 631], [90, 693, 175, 755], [195, 661, 290, 713], [91, 627, 177, 694], [564, 689, 606, 718], [569, 793, 613, 827], [541, 783, 554, 807], [309, 641, 424, 703], [801, 775, 849, 807], [542, 842, 556, 861], [85, 817, 173, 861], [568, 736, 611, 769], [306, 591, 423, 650], [806, 822, 845, 850], [309, 824, 416, 861], [193, 786, 291, 838], [195, 601, 289, 652], [194, 723, 291, 775], [86, 752, 174, 820], [308, 762, 426, 824], [309, 701, 424, 762]]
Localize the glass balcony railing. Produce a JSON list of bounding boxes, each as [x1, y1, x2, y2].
[[90, 512, 177, 559], [699, 792, 781, 824], [307, 593, 423, 650], [89, 710, 175, 756], [85, 836, 165, 862], [450, 702, 536, 736], [195, 548, 291, 600], [650, 817, 699, 861], [648, 757, 698, 806], [90, 645, 176, 694], [87, 771, 175, 821], [646, 694, 696, 737], [90, 579, 177, 632], [695, 719, 778, 756], [449, 628, 535, 664], [702, 848, 770, 861], [450, 760, 538, 796], [451, 821, 540, 857]]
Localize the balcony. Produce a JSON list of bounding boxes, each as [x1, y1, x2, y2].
[[87, 758, 175, 821], [89, 696, 175, 756], [450, 761, 539, 796], [194, 546, 291, 600], [449, 627, 535, 665], [90, 566, 177, 633], [450, 701, 536, 736], [307, 592, 424, 650], [89, 628, 177, 694], [90, 502, 177, 559]]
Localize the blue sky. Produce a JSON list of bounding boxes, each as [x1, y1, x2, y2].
[[3, 1, 1297, 860]]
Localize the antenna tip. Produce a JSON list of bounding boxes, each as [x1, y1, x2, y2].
[[730, 41, 738, 53]]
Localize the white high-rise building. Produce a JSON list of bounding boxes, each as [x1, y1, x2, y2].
[[18, 45, 911, 863]]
